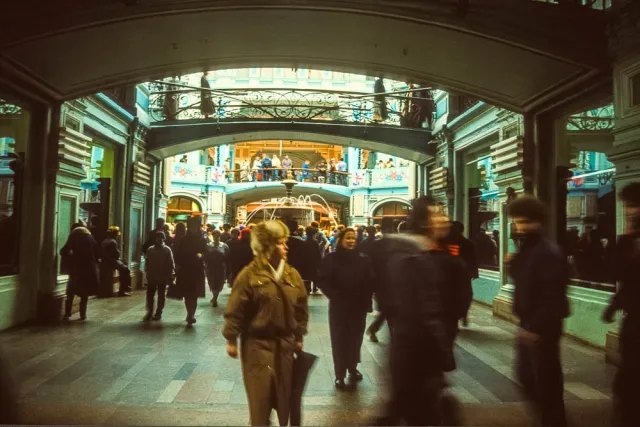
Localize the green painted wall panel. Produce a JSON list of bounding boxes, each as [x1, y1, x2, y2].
[[472, 272, 501, 306]]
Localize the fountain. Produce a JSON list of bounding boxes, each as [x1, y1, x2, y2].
[[243, 180, 338, 227]]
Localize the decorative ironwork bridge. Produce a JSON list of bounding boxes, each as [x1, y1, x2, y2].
[[147, 80, 435, 129]]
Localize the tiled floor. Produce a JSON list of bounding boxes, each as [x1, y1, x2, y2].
[[1, 289, 615, 426]]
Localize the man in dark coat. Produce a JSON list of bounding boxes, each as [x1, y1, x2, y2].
[[508, 196, 569, 427], [227, 228, 254, 286], [603, 183, 640, 427], [372, 196, 454, 426], [61, 223, 100, 321], [101, 226, 132, 297], [174, 217, 208, 326], [449, 221, 479, 326], [143, 218, 171, 253]]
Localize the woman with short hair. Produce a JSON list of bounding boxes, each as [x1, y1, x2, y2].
[[223, 220, 309, 426]]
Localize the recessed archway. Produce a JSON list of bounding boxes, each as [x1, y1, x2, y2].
[[1, 1, 608, 112]]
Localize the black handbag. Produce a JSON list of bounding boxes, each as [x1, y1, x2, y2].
[[166, 279, 182, 300]]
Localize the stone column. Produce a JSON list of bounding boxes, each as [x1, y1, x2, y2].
[[37, 102, 64, 325]]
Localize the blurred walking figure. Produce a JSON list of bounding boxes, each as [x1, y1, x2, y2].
[[61, 222, 100, 321], [174, 217, 208, 326], [508, 196, 569, 427], [602, 183, 640, 427], [206, 229, 229, 307], [318, 227, 374, 389], [144, 231, 175, 321], [223, 221, 309, 426], [372, 196, 454, 426], [101, 226, 132, 297], [448, 221, 478, 327]]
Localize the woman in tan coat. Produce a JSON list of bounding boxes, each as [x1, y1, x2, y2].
[[223, 220, 309, 426]]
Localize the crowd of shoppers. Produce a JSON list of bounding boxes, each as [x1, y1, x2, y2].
[[55, 184, 640, 427]]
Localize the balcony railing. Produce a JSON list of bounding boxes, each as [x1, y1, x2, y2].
[[172, 163, 411, 189], [351, 167, 411, 188], [148, 80, 435, 129]]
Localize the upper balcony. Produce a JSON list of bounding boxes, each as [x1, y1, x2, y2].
[[170, 163, 411, 192]]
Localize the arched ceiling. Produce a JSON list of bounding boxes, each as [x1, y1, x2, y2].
[[148, 122, 432, 163], [0, 1, 609, 113], [226, 182, 350, 205]]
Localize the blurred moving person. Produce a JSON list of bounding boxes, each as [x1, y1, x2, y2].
[[448, 221, 478, 327], [603, 183, 640, 427], [507, 196, 569, 427], [372, 196, 454, 426]]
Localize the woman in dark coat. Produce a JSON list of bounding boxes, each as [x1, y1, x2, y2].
[[60, 223, 100, 320], [228, 228, 254, 286], [318, 227, 374, 389], [174, 217, 208, 325]]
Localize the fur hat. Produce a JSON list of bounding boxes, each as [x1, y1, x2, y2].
[[250, 220, 289, 259]]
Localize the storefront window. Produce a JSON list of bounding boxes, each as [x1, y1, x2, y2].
[[467, 156, 500, 270], [0, 96, 29, 276], [565, 151, 616, 288]]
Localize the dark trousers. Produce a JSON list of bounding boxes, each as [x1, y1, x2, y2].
[[115, 260, 131, 294], [185, 296, 197, 320], [329, 304, 367, 379], [386, 331, 443, 426], [64, 292, 88, 318], [613, 320, 640, 427], [516, 334, 566, 427], [146, 282, 166, 315]]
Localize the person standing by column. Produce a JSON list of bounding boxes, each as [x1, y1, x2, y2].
[[223, 220, 309, 426], [61, 222, 100, 321], [336, 157, 348, 186], [602, 183, 640, 427], [144, 231, 175, 321], [174, 217, 208, 326], [101, 226, 132, 297], [206, 229, 229, 307], [508, 196, 569, 427], [318, 227, 374, 389]]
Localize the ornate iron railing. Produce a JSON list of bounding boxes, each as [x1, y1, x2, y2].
[[567, 104, 614, 131], [0, 99, 22, 115], [148, 80, 434, 128]]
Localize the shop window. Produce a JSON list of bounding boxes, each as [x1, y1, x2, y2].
[[564, 151, 616, 288], [372, 201, 410, 232], [467, 156, 500, 271], [0, 96, 29, 276], [167, 196, 203, 223]]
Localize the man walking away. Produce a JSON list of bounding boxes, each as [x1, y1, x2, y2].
[[449, 221, 479, 326], [144, 231, 175, 321], [206, 229, 229, 307], [101, 226, 132, 296], [602, 183, 640, 427], [508, 196, 569, 427]]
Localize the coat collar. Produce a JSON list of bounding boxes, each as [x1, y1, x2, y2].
[[249, 258, 296, 287]]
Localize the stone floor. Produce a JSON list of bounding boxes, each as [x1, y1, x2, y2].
[[0, 289, 615, 426]]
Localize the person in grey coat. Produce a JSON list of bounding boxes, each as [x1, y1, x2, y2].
[[144, 231, 175, 321]]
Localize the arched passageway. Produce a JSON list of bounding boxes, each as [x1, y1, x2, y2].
[[167, 195, 204, 223], [1, 1, 608, 112]]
